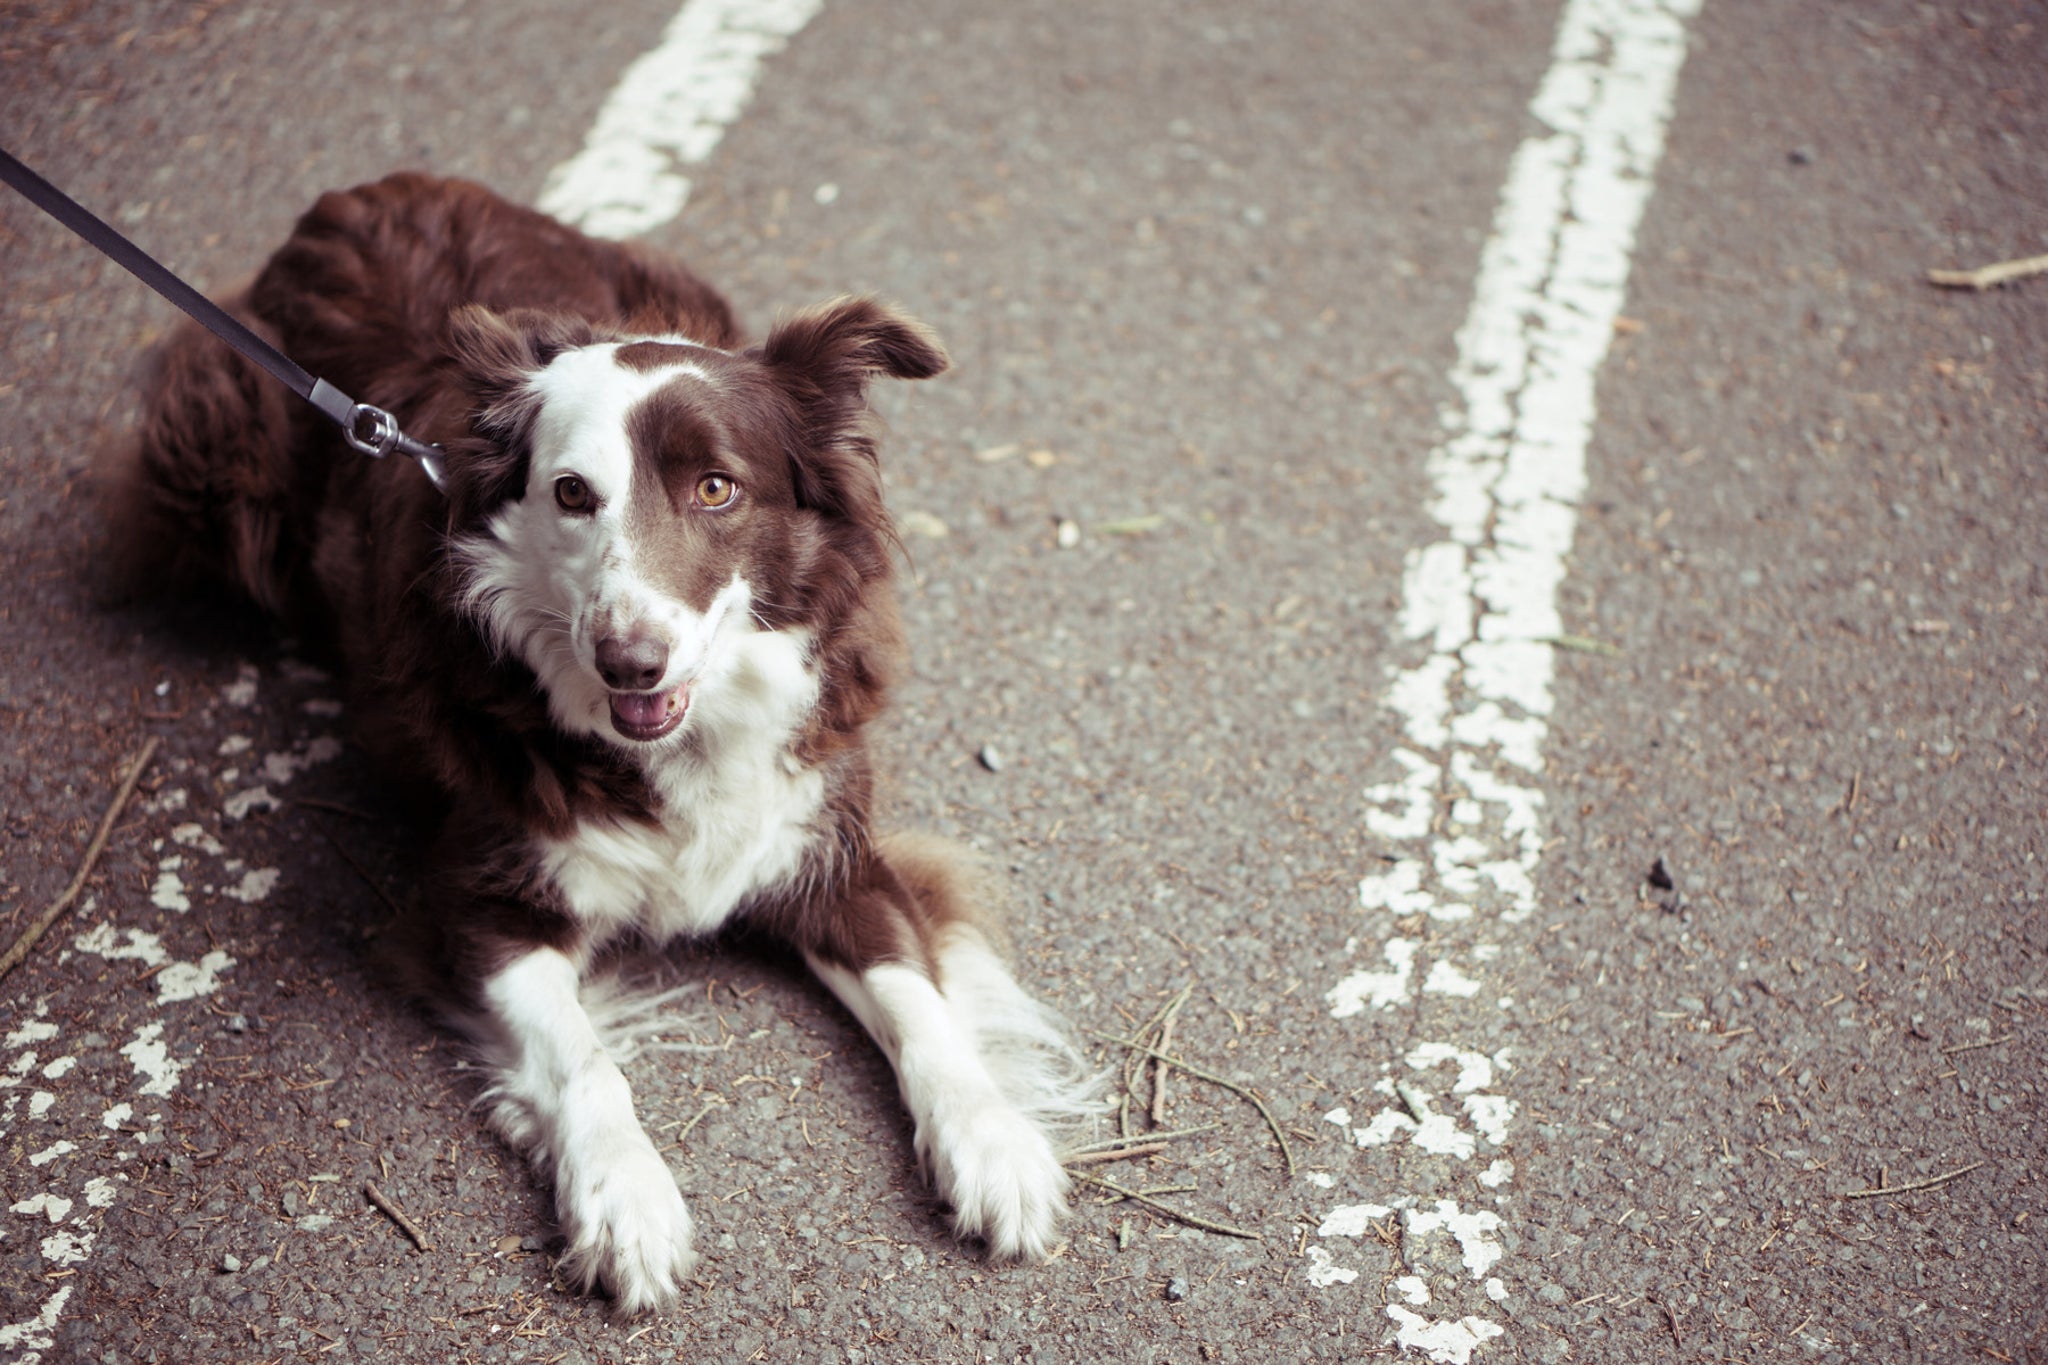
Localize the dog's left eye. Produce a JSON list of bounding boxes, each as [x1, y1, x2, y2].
[[696, 474, 738, 510], [554, 475, 594, 513]]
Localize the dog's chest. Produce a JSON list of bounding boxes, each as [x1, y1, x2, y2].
[[541, 746, 828, 943]]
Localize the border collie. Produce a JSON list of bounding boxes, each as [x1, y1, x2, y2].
[[115, 172, 1098, 1313]]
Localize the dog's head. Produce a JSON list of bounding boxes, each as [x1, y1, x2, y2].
[[443, 297, 946, 750]]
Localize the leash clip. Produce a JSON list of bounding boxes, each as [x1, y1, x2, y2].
[[343, 402, 403, 458], [344, 402, 448, 490]]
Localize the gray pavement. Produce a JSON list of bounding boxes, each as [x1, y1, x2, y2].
[[1, 1, 2042, 1362]]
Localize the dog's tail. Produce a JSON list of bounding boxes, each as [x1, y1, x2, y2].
[[104, 307, 308, 618]]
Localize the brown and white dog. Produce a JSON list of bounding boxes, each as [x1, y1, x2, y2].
[[115, 173, 1097, 1313]]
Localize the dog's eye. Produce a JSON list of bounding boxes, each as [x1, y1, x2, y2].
[[696, 474, 738, 510], [554, 475, 594, 513]]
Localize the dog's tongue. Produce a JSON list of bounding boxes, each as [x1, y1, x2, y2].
[[608, 685, 687, 740], [612, 691, 670, 729]]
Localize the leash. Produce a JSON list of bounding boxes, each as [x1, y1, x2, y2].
[[0, 147, 446, 490]]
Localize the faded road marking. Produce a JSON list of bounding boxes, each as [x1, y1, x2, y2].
[[539, 0, 824, 239], [1314, 0, 1704, 1356]]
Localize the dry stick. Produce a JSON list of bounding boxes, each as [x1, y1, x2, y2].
[[311, 821, 408, 921], [289, 796, 379, 822], [1843, 1161, 1985, 1200], [1063, 1142, 1167, 1168], [1068, 1170, 1260, 1241], [1940, 1035, 2013, 1056], [660, 1097, 726, 1153], [1928, 252, 2048, 291], [1093, 1031, 1297, 1176], [1656, 1298, 1683, 1351], [363, 1181, 432, 1252], [1151, 1003, 1181, 1127], [0, 737, 159, 982], [1123, 983, 1193, 1120], [1066, 1123, 1221, 1156]]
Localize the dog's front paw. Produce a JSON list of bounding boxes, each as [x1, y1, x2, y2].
[[924, 1104, 1070, 1261], [556, 1139, 698, 1315]]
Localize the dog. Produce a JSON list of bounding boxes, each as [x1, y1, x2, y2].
[[114, 172, 1098, 1313]]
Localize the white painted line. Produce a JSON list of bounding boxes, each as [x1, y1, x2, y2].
[[538, 0, 825, 239], [1312, 0, 1703, 1356]]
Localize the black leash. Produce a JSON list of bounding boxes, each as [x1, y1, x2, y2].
[[0, 147, 446, 489]]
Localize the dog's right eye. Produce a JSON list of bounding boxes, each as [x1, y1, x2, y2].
[[554, 475, 594, 513]]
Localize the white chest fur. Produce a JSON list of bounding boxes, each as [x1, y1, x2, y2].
[[537, 623, 828, 945]]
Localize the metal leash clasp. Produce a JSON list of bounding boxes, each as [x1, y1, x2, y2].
[[343, 402, 447, 489], [343, 402, 403, 458]]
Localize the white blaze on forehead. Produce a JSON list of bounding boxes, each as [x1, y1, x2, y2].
[[527, 343, 718, 502]]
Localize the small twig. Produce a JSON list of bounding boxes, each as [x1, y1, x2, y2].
[[1151, 1002, 1183, 1127], [363, 1181, 432, 1252], [0, 738, 159, 983], [1394, 1082, 1433, 1124], [1065, 1123, 1220, 1156], [1092, 1031, 1296, 1175], [1843, 1161, 1985, 1200], [1656, 1298, 1682, 1350], [1122, 983, 1193, 1118], [1940, 1035, 2012, 1056], [1927, 252, 2048, 291], [1063, 1143, 1166, 1168], [289, 796, 378, 821], [1543, 634, 1623, 658], [311, 820, 406, 921], [660, 1098, 726, 1152], [1068, 1171, 1260, 1240]]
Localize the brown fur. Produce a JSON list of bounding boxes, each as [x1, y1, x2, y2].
[[112, 172, 959, 999]]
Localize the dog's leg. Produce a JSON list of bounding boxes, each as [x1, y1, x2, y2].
[[807, 947, 1073, 1258], [803, 856, 1095, 1261], [478, 947, 696, 1313]]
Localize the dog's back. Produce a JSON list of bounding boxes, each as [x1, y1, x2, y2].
[[112, 173, 736, 638]]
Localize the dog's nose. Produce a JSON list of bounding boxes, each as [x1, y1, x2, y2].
[[595, 633, 671, 691]]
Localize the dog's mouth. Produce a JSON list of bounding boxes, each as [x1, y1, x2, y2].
[[608, 685, 689, 742]]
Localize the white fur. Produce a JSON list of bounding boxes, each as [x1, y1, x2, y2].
[[539, 616, 827, 944], [445, 339, 1097, 1298], [453, 343, 740, 747], [806, 936, 1092, 1260], [455, 340, 833, 942], [932, 928, 1107, 1138], [477, 949, 696, 1313]]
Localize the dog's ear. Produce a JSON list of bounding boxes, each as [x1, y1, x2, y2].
[[446, 306, 598, 404], [442, 307, 598, 518], [756, 297, 947, 516], [761, 296, 949, 391]]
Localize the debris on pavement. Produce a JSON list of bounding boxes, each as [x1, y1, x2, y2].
[[1926, 251, 2048, 290]]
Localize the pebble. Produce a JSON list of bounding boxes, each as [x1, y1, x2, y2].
[[977, 744, 1003, 773], [220, 1253, 242, 1273], [1165, 1276, 1190, 1301], [1056, 518, 1081, 549]]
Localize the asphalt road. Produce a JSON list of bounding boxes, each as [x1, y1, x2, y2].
[[1, 1, 2043, 1362]]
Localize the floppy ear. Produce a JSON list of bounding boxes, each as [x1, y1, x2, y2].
[[441, 307, 600, 519], [757, 297, 948, 516], [761, 295, 949, 390], [446, 305, 598, 409]]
